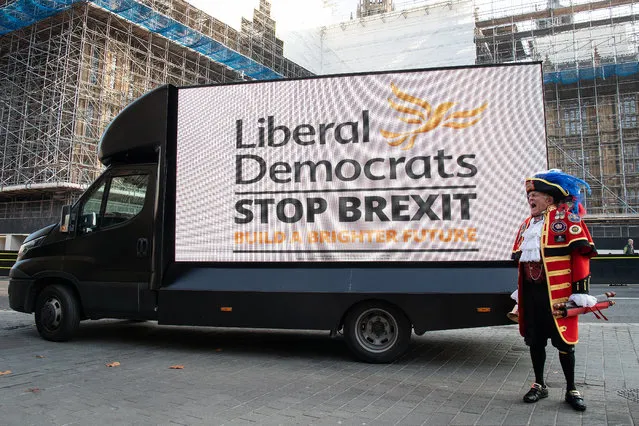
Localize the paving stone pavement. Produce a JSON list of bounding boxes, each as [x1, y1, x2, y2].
[[1, 310, 638, 426]]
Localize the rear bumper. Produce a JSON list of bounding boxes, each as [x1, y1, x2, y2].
[[8, 278, 35, 313]]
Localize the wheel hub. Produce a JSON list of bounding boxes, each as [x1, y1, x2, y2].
[[42, 298, 62, 330], [368, 316, 390, 337], [356, 309, 398, 353]]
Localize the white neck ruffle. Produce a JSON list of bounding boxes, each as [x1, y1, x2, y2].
[[519, 217, 543, 262]]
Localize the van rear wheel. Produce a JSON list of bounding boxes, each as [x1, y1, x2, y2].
[[343, 301, 411, 363], [35, 284, 80, 342]]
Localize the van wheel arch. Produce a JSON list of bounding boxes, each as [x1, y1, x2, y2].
[[29, 277, 83, 314]]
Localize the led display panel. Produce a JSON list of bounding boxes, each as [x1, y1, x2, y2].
[[175, 64, 547, 262]]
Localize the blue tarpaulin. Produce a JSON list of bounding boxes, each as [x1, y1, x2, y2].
[[543, 62, 639, 85], [0, 0, 282, 80]]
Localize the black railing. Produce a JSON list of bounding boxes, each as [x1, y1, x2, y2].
[[0, 251, 17, 276], [591, 254, 639, 285]]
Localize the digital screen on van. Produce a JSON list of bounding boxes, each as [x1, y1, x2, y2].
[[174, 64, 547, 262]]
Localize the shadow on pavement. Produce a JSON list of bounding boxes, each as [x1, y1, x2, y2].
[[11, 317, 525, 365], [74, 319, 354, 362]]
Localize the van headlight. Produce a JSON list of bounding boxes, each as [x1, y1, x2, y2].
[[18, 236, 45, 258]]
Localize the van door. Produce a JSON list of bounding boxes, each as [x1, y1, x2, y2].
[[65, 164, 156, 316]]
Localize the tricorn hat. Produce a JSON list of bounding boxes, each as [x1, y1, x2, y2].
[[525, 169, 591, 213], [525, 177, 568, 202]]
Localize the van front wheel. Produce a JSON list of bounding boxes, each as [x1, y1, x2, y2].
[[35, 284, 80, 342], [343, 301, 411, 363]]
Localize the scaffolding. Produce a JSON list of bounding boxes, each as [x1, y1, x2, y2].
[[473, 0, 639, 227], [1, 0, 638, 236], [357, 0, 395, 18], [310, 0, 637, 225], [0, 0, 311, 233]]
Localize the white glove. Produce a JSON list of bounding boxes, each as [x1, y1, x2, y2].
[[569, 293, 598, 308], [510, 289, 518, 301]]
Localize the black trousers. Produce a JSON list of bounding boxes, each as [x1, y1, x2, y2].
[[522, 275, 574, 353]]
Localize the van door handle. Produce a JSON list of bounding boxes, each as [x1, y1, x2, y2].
[[136, 238, 149, 257]]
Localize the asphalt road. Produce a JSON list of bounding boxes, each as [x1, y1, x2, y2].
[[580, 284, 639, 323], [1, 277, 10, 311]]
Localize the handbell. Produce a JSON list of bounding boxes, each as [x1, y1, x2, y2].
[[507, 305, 519, 323]]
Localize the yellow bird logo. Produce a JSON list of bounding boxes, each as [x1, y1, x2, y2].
[[380, 82, 488, 150]]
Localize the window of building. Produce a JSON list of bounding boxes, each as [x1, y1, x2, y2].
[[563, 103, 589, 136], [624, 143, 639, 159], [85, 103, 94, 138], [109, 55, 117, 90], [620, 95, 637, 129], [90, 47, 100, 84], [565, 149, 583, 166], [625, 144, 639, 174]]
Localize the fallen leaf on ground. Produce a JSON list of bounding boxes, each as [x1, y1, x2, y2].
[[105, 362, 121, 367], [27, 388, 40, 393], [0, 371, 11, 376], [169, 365, 184, 369]]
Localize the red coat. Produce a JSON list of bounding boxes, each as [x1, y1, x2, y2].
[[512, 204, 597, 344]]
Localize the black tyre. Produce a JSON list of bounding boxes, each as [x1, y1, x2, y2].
[[343, 301, 411, 363], [34, 284, 80, 342]]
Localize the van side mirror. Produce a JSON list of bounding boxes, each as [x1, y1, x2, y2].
[[60, 205, 71, 233], [79, 212, 97, 233]]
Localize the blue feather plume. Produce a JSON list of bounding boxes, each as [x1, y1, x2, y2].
[[533, 169, 591, 213]]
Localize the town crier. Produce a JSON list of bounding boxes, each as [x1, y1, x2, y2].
[[512, 169, 597, 411]]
